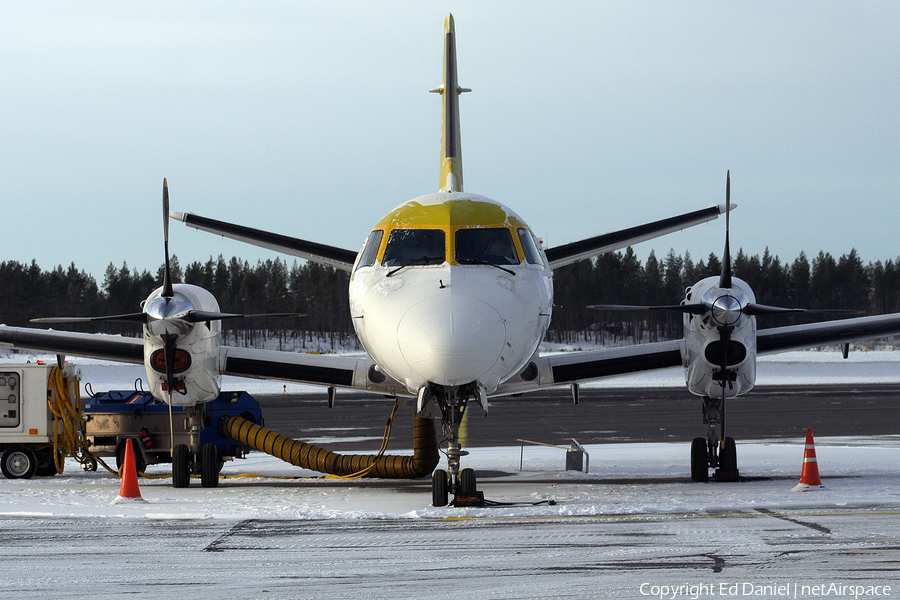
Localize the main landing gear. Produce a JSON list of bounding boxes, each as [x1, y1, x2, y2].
[[691, 395, 738, 482], [420, 382, 486, 506], [171, 405, 223, 488]]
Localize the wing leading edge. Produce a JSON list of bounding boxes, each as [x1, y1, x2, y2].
[[756, 313, 900, 354], [495, 312, 900, 396], [0, 325, 144, 363], [0, 324, 408, 395]]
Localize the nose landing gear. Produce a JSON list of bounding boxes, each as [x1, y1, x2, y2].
[[171, 404, 222, 488], [692, 394, 739, 482], [420, 382, 486, 506]]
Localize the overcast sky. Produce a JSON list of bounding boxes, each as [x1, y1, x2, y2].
[[3, 2, 898, 283]]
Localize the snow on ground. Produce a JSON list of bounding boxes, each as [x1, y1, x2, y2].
[[2, 436, 900, 522]]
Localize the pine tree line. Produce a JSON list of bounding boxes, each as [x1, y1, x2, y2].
[[3, 247, 900, 348]]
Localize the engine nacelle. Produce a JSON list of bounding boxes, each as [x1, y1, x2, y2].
[[142, 283, 222, 407], [682, 276, 757, 399]]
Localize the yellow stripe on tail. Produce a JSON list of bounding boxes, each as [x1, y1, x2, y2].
[[430, 14, 471, 193]]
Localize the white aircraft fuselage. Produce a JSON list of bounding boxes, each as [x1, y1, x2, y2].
[[349, 192, 553, 395]]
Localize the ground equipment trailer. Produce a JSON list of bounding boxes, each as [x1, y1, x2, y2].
[[82, 389, 262, 475], [0, 363, 80, 479]]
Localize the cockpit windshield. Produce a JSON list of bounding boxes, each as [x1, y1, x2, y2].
[[455, 228, 519, 266], [381, 229, 446, 267]]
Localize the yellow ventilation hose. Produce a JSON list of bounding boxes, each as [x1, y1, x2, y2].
[[218, 412, 440, 479]]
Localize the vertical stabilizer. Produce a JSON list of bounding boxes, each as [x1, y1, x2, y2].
[[430, 14, 471, 193]]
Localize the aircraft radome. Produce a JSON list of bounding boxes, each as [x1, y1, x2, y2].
[[4, 15, 900, 506]]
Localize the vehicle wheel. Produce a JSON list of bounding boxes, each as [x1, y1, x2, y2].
[[35, 449, 63, 476], [116, 440, 147, 475], [432, 469, 448, 507], [172, 444, 191, 488], [200, 443, 220, 488], [459, 468, 477, 495], [74, 447, 99, 472], [690, 437, 708, 482], [720, 437, 737, 471], [2, 446, 37, 479]]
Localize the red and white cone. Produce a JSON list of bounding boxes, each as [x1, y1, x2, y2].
[[112, 438, 147, 504], [791, 427, 825, 492]]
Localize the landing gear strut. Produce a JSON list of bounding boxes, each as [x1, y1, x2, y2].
[[421, 383, 485, 506], [692, 395, 738, 482], [171, 404, 221, 488]]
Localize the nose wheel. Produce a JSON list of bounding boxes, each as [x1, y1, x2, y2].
[[432, 467, 479, 507]]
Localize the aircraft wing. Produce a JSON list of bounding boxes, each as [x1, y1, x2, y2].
[[0, 324, 408, 395], [497, 311, 900, 396], [544, 205, 727, 269], [757, 313, 900, 354], [219, 346, 408, 396], [169, 210, 358, 272], [494, 340, 685, 396], [0, 325, 144, 364]]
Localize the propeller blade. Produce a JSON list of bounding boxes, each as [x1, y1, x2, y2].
[[588, 304, 708, 315], [742, 304, 863, 317], [743, 304, 805, 316], [718, 325, 733, 388], [719, 171, 732, 289], [162, 179, 174, 299], [31, 312, 149, 324], [163, 334, 177, 396], [185, 311, 307, 323]]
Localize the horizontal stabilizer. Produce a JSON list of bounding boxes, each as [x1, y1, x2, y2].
[[170, 211, 358, 271], [545, 204, 731, 269]]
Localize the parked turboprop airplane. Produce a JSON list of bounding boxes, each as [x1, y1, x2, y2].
[[3, 15, 900, 505], [588, 172, 866, 482]]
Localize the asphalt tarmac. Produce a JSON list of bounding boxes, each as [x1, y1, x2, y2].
[[255, 384, 900, 451]]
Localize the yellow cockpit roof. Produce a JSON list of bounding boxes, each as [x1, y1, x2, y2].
[[375, 196, 526, 230]]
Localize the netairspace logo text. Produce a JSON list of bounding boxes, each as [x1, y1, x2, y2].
[[639, 582, 892, 599]]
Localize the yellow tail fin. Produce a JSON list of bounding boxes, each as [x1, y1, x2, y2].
[[430, 14, 470, 193]]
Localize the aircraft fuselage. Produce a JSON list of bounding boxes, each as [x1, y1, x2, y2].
[[349, 192, 553, 394]]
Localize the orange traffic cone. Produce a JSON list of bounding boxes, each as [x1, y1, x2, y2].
[[112, 438, 147, 504], [791, 427, 825, 492]]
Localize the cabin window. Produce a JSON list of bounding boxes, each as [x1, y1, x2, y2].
[[456, 228, 519, 265], [517, 228, 545, 265], [356, 230, 384, 269], [382, 229, 446, 266]]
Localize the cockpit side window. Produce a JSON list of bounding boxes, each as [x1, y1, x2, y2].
[[517, 228, 545, 265], [356, 230, 384, 269], [382, 229, 446, 266], [456, 228, 519, 266]]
